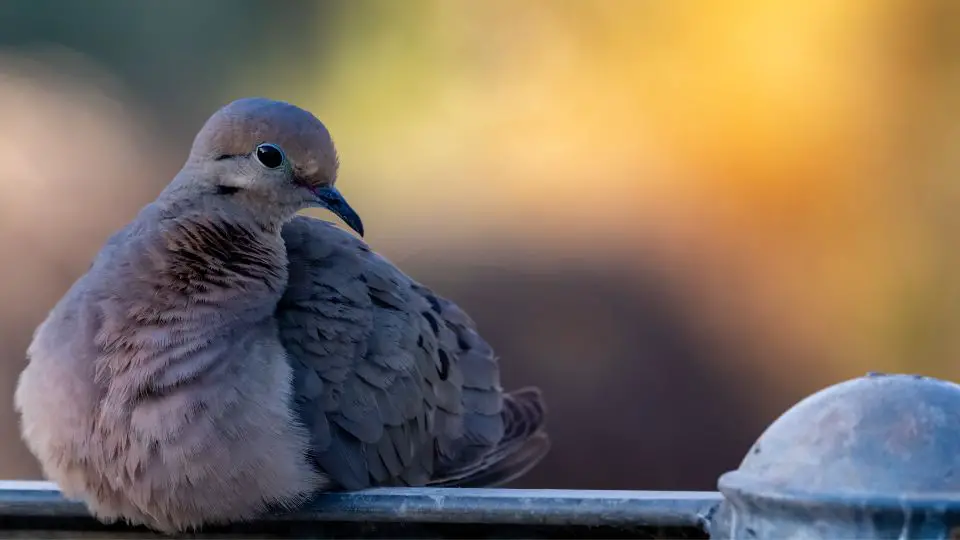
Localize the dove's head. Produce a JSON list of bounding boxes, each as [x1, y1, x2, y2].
[[181, 97, 363, 235]]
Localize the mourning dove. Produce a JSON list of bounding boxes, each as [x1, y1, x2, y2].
[[13, 98, 549, 533]]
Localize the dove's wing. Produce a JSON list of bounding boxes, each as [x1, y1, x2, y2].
[[277, 215, 548, 490]]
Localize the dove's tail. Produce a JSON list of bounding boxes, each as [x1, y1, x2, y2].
[[428, 387, 550, 488]]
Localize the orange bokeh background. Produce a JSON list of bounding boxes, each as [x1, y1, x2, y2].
[[1, 0, 959, 490]]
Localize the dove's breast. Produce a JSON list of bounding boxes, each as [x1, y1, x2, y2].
[[15, 215, 327, 533]]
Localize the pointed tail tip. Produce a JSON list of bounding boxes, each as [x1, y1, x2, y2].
[[503, 386, 548, 439], [427, 387, 550, 489]]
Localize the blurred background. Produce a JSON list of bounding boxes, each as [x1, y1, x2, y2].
[[1, 0, 959, 491]]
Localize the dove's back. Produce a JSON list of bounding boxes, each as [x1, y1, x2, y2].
[[279, 215, 549, 490]]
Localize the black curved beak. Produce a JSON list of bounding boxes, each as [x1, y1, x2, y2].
[[312, 186, 364, 237]]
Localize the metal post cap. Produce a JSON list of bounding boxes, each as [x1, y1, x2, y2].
[[710, 373, 960, 539]]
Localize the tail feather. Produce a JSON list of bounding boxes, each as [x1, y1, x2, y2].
[[428, 387, 549, 487]]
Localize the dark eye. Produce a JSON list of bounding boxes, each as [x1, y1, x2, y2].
[[255, 143, 285, 169]]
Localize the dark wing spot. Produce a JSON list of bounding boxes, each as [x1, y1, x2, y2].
[[216, 185, 241, 195], [422, 311, 440, 334], [371, 295, 399, 310], [437, 349, 450, 381]]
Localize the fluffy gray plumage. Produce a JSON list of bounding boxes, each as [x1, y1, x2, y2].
[[14, 98, 549, 533]]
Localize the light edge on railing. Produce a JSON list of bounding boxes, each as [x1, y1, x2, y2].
[[0, 481, 721, 529]]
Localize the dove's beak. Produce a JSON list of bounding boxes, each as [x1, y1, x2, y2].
[[311, 185, 365, 237]]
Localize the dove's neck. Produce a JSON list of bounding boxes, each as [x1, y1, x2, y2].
[[91, 200, 291, 410], [165, 213, 287, 291], [159, 173, 293, 234], [126, 192, 292, 313]]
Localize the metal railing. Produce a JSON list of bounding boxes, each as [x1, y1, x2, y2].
[[0, 481, 717, 538]]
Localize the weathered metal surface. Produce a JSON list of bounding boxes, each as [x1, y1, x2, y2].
[[0, 481, 718, 538], [711, 373, 960, 539]]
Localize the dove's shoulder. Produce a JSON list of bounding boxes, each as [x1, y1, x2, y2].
[[83, 203, 168, 281], [29, 204, 164, 350], [277, 215, 505, 490]]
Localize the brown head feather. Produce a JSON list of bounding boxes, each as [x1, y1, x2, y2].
[[189, 97, 339, 188]]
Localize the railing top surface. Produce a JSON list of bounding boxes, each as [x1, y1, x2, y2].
[[0, 481, 720, 537]]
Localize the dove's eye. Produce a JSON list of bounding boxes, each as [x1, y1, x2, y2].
[[255, 143, 285, 169]]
